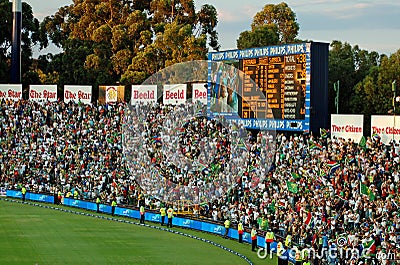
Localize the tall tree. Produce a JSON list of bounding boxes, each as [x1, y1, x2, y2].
[[352, 50, 400, 116], [329, 40, 380, 114], [251, 2, 299, 44], [39, 0, 219, 86], [236, 24, 279, 50]]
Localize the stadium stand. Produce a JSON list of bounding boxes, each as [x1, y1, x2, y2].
[[0, 99, 399, 264]]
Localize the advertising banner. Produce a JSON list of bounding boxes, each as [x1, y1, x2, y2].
[[6, 190, 21, 198], [64, 85, 92, 104], [371, 115, 400, 144], [29, 85, 57, 102], [6, 190, 54, 203], [28, 193, 55, 203], [0, 84, 22, 101], [105, 86, 118, 103], [201, 222, 225, 236], [163, 84, 186, 105], [98, 85, 125, 104], [115, 207, 140, 219], [86, 202, 97, 212], [331, 114, 364, 142], [131, 85, 157, 105], [192, 83, 207, 105]]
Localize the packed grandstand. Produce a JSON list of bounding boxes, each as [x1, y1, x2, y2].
[[0, 99, 399, 264]]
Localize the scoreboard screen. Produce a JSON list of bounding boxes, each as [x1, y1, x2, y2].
[[241, 54, 306, 120], [207, 42, 318, 132]]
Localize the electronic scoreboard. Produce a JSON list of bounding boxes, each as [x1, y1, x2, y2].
[[207, 42, 328, 132]]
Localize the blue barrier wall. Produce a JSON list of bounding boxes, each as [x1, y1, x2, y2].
[[6, 190, 54, 203], [6, 190, 288, 261]]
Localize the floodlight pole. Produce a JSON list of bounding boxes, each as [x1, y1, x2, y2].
[[393, 80, 397, 142], [334, 80, 339, 114], [11, 0, 22, 84]]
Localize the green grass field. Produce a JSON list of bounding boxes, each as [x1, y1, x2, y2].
[[0, 199, 276, 265]]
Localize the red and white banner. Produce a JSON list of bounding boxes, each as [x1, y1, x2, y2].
[[64, 85, 92, 104], [331, 114, 363, 142], [29, 85, 57, 102], [131, 85, 157, 105], [0, 84, 22, 101], [192, 83, 207, 105], [371, 115, 400, 144], [163, 84, 186, 105], [105, 86, 118, 103]]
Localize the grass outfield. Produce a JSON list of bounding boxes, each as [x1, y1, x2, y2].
[[0, 199, 277, 265]]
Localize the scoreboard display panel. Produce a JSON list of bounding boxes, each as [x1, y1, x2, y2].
[[207, 42, 328, 132], [241, 54, 306, 120]]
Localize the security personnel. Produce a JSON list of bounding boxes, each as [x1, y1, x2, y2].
[[21, 186, 27, 202], [251, 227, 257, 251], [66, 190, 72, 198], [223, 218, 230, 238], [140, 204, 145, 224], [160, 206, 166, 226], [265, 228, 275, 255], [285, 234, 292, 248], [57, 190, 63, 205], [111, 199, 117, 216], [277, 241, 285, 265], [167, 206, 174, 228], [238, 222, 244, 243], [277, 239, 284, 259], [279, 245, 289, 265], [294, 246, 302, 265], [302, 259, 311, 265], [73, 189, 79, 200], [96, 196, 101, 213]]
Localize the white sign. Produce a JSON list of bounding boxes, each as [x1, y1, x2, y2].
[[131, 85, 157, 104], [0, 84, 22, 101], [371, 115, 400, 144], [163, 84, 186, 105], [64, 85, 92, 104], [105, 86, 118, 103], [331, 114, 364, 142], [192, 83, 207, 105], [29, 85, 57, 102]]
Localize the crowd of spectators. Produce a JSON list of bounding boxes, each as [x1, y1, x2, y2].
[[1, 99, 399, 264], [0, 99, 141, 205], [124, 101, 273, 203]]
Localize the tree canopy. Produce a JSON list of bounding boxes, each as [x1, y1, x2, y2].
[[38, 0, 219, 86], [236, 2, 299, 49]]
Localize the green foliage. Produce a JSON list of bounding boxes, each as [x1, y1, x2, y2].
[[237, 24, 279, 49], [38, 0, 219, 87], [352, 50, 400, 116], [250, 2, 299, 44], [329, 41, 381, 115], [0, 0, 45, 83], [236, 2, 299, 49]]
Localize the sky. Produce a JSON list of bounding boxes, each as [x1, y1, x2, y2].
[[23, 0, 400, 57]]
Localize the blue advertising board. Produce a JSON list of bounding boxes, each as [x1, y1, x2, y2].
[[6, 190, 54, 203]]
